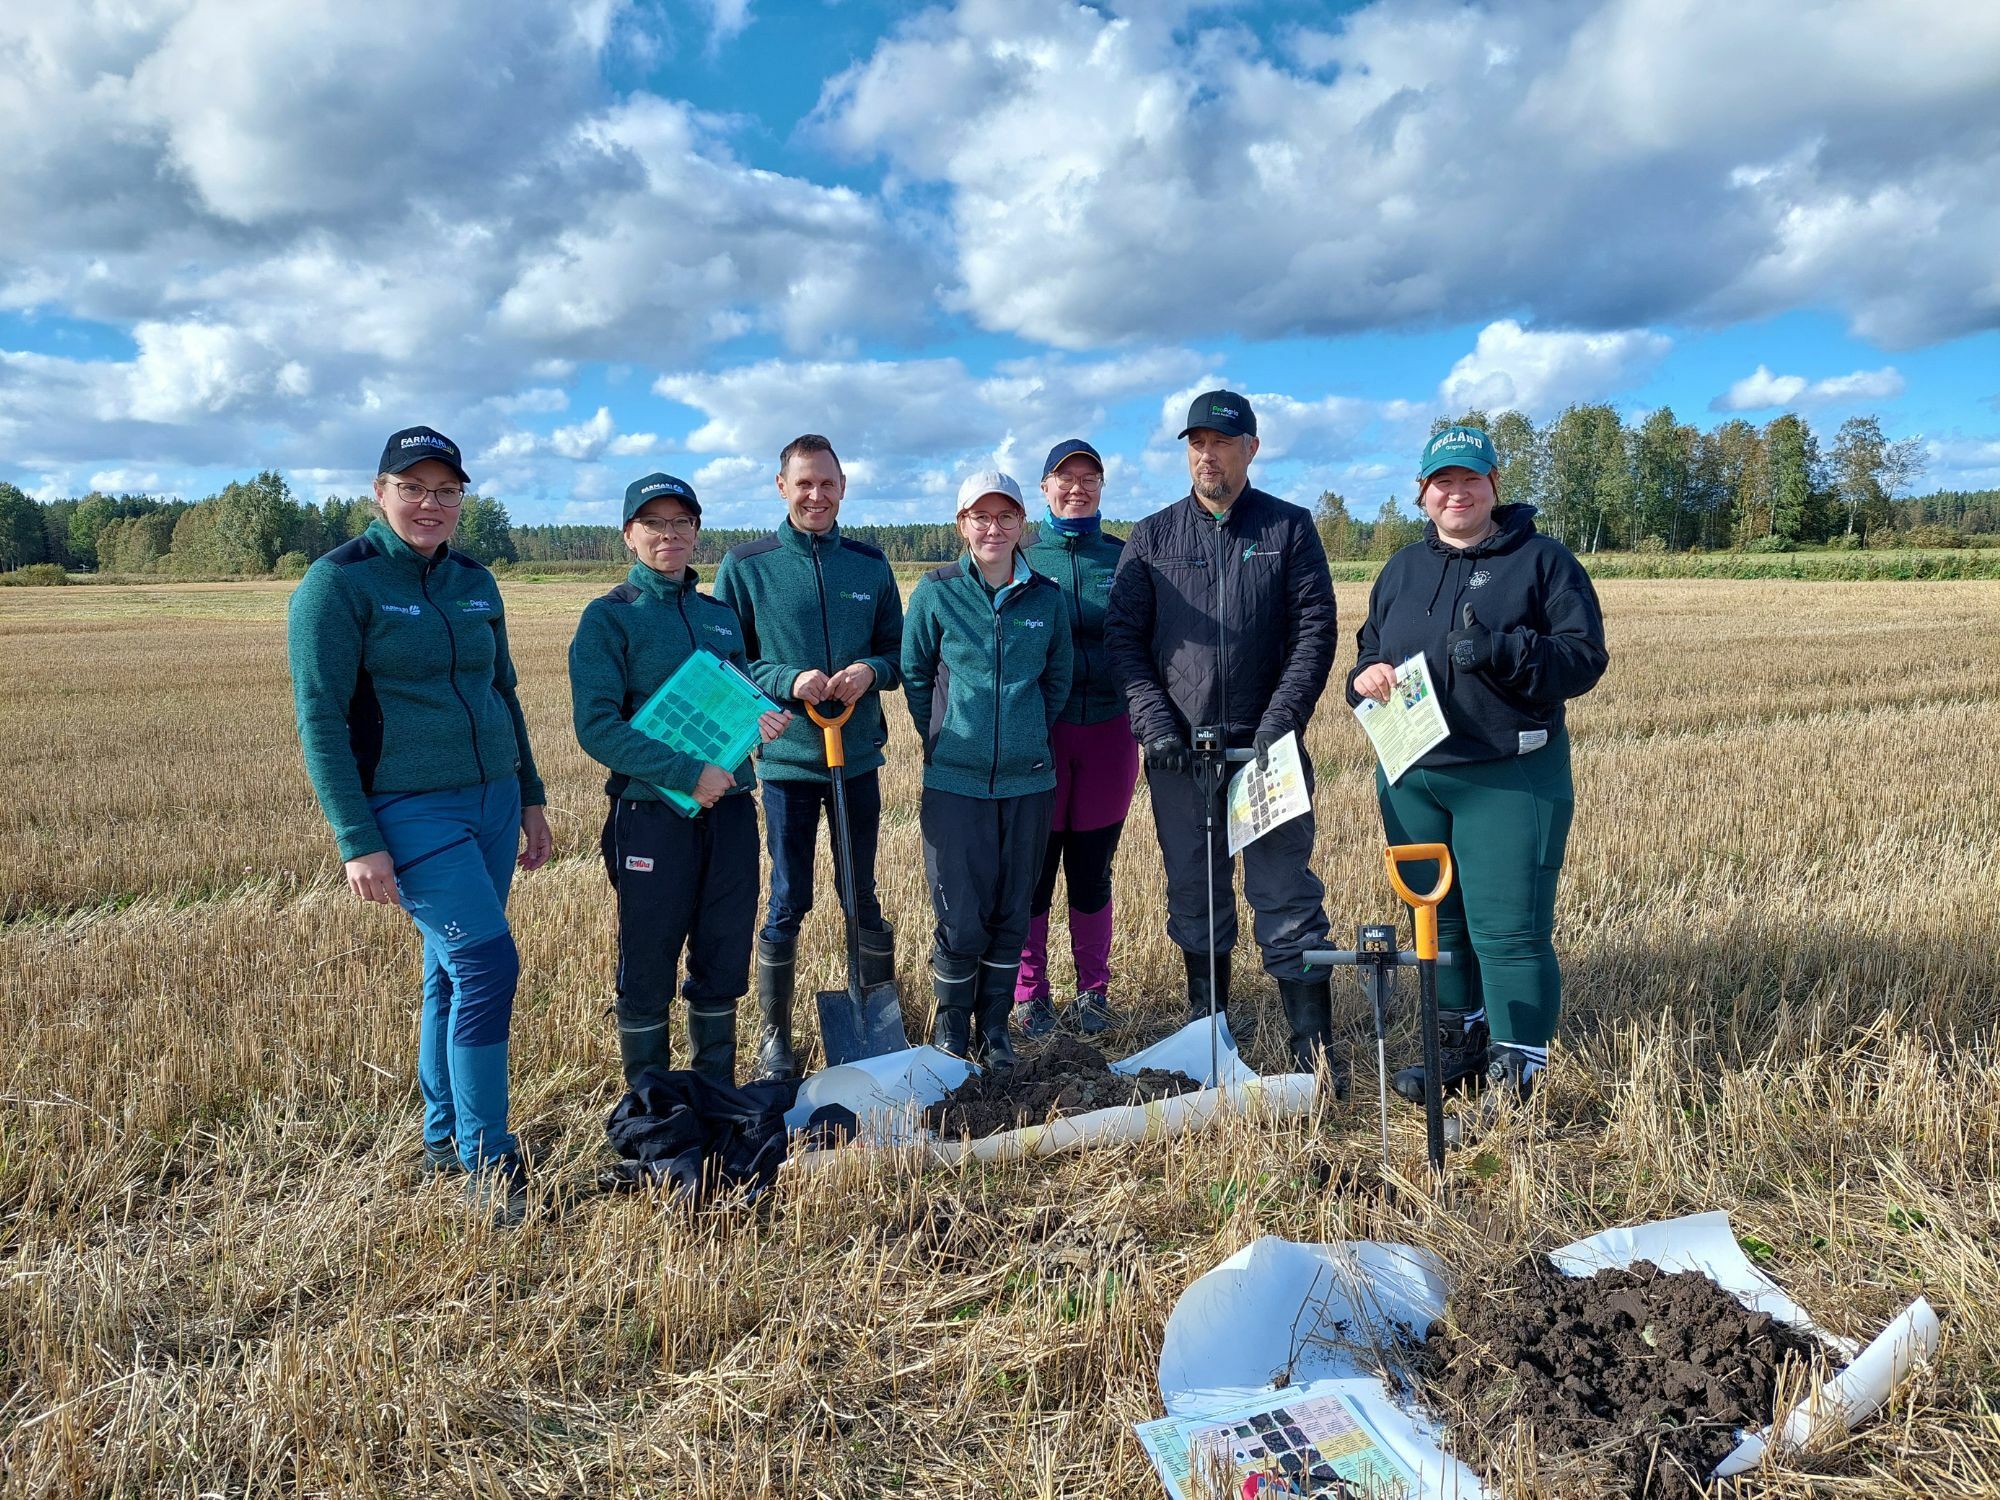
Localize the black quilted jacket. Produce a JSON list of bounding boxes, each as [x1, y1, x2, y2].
[[1104, 486, 1338, 747]]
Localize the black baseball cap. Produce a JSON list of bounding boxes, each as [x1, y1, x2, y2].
[[1177, 389, 1256, 440], [378, 425, 469, 483], [623, 472, 701, 525], [1041, 438, 1103, 479]]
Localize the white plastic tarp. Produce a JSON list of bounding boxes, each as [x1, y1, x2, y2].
[[783, 1016, 1317, 1164], [1147, 1213, 1941, 1496]]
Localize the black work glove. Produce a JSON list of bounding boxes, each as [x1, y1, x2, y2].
[[1143, 734, 1190, 776], [1252, 723, 1284, 770], [1447, 603, 1496, 673]]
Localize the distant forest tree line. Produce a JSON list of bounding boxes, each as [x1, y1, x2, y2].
[[2, 406, 1995, 577]]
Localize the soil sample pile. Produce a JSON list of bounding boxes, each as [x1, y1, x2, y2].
[[1421, 1256, 1819, 1497], [924, 1035, 1202, 1138]]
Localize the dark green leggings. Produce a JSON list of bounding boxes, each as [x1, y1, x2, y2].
[[1376, 731, 1574, 1047]]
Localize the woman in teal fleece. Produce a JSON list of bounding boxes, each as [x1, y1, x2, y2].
[[568, 473, 790, 1089], [901, 471, 1073, 1069], [287, 425, 551, 1217]]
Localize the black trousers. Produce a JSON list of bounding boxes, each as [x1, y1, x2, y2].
[[919, 787, 1054, 972], [1145, 758, 1329, 982], [600, 794, 758, 1036]]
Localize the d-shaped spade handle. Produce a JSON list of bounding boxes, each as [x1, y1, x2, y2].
[[805, 699, 854, 769], [1384, 843, 1455, 961]]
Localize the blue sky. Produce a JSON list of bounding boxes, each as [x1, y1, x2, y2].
[[2, 0, 1996, 526]]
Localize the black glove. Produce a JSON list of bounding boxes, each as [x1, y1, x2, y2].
[[1143, 734, 1190, 776], [1447, 603, 1496, 673], [1252, 724, 1284, 770]]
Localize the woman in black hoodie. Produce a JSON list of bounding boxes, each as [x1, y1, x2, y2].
[[1348, 425, 1607, 1111]]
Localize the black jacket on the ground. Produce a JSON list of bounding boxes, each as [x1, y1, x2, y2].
[[1105, 486, 1338, 747], [1345, 504, 1607, 766], [604, 1069, 797, 1203]]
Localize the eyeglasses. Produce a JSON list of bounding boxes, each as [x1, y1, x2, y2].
[[634, 516, 700, 537], [963, 511, 1022, 533], [390, 480, 466, 507], [1049, 472, 1103, 491]]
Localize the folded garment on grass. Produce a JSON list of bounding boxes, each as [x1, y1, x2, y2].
[[603, 1069, 798, 1203], [783, 1016, 1317, 1163]]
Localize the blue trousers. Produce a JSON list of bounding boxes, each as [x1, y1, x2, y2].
[[759, 771, 884, 943], [370, 782, 522, 1170]]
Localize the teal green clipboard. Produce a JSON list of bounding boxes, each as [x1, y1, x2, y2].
[[629, 649, 780, 816]]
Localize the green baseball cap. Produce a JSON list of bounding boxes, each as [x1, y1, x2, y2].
[[1419, 425, 1498, 480]]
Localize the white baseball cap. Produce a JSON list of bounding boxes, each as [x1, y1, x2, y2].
[[955, 469, 1025, 515]]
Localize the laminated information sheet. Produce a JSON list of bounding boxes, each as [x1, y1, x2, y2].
[[1351, 655, 1448, 785], [628, 649, 780, 816], [1136, 1377, 1422, 1499], [1226, 730, 1312, 856]]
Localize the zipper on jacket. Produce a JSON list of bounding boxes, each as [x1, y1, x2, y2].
[[989, 603, 1003, 796], [422, 557, 487, 784], [674, 586, 697, 652], [810, 537, 835, 671], [1213, 514, 1231, 736]]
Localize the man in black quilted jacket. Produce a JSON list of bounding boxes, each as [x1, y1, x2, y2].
[[1105, 390, 1340, 1079]]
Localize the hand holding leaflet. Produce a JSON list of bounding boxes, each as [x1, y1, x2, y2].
[[1352, 655, 1449, 785]]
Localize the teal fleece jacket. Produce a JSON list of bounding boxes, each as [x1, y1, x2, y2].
[[287, 518, 545, 862], [901, 555, 1074, 799], [1022, 523, 1127, 726], [710, 521, 903, 782], [568, 563, 760, 806]]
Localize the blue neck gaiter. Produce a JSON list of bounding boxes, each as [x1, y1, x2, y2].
[[1045, 508, 1102, 538]]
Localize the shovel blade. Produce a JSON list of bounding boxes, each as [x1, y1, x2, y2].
[[814, 981, 909, 1067]]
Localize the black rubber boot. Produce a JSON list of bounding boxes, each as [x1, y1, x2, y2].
[[1184, 948, 1253, 1045], [972, 963, 1019, 1071], [859, 920, 896, 989], [1277, 977, 1347, 1097], [685, 1001, 737, 1088], [616, 1002, 673, 1089], [930, 960, 978, 1060], [1393, 1012, 1490, 1104], [753, 936, 799, 1081]]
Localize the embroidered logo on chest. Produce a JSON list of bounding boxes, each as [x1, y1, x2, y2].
[[1467, 570, 1492, 589], [381, 603, 422, 616]]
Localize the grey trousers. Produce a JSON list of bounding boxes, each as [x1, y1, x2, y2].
[[1145, 759, 1330, 981]]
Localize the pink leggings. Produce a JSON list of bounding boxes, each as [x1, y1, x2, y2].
[[1016, 715, 1139, 1001]]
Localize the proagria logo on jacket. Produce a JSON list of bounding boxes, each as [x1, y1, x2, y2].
[[703, 623, 734, 638], [456, 598, 493, 612], [838, 590, 873, 602], [1016, 617, 1048, 630]]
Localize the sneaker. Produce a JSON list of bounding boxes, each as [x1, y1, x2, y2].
[[1070, 988, 1117, 1035], [1015, 996, 1058, 1038], [422, 1140, 465, 1178]]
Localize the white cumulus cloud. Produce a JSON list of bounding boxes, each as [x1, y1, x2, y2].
[[1439, 321, 1673, 416], [1711, 364, 1906, 412]]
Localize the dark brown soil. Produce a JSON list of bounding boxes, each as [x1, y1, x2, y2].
[[923, 1035, 1202, 1138], [1420, 1256, 1820, 1498]]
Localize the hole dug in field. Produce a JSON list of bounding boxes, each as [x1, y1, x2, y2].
[[1420, 1256, 1820, 1497], [923, 1034, 1204, 1138]]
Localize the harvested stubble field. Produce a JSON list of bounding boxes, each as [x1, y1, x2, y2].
[[2, 577, 1998, 1498]]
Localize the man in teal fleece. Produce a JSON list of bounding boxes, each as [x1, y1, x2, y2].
[[712, 434, 903, 1079]]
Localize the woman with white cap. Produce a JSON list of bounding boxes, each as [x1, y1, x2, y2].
[[901, 471, 1074, 1068]]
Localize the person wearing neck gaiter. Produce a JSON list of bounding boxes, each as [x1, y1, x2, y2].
[[1013, 439, 1137, 1037]]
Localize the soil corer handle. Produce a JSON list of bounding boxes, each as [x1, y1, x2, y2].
[[805, 699, 853, 770], [1384, 843, 1454, 960]]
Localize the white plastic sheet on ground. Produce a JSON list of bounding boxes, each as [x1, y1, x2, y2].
[[1147, 1212, 1941, 1496], [782, 1016, 1317, 1165]]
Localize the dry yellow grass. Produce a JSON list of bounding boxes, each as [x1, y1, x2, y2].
[[3, 577, 1998, 1498]]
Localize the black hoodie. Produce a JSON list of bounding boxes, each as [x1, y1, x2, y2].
[[1345, 504, 1607, 767]]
